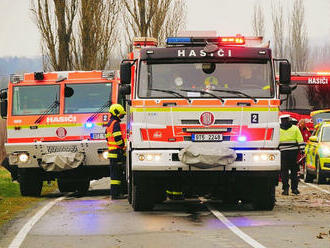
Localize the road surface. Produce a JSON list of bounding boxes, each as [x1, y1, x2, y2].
[[1, 179, 329, 248]]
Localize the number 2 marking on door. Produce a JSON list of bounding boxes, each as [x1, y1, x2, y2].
[[251, 113, 259, 123]]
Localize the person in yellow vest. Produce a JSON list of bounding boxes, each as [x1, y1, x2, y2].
[[106, 104, 127, 200], [279, 115, 304, 195]]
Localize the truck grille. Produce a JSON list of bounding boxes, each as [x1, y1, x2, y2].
[[47, 146, 78, 153]]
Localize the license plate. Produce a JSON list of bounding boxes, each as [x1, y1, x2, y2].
[[191, 134, 223, 142], [90, 133, 106, 140]]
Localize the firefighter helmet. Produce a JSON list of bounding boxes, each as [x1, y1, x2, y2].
[[109, 104, 126, 117]]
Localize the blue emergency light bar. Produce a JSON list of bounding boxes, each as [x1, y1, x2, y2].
[[166, 36, 245, 46]]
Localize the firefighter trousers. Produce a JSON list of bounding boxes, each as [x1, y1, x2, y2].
[[109, 158, 125, 196], [281, 150, 299, 191]]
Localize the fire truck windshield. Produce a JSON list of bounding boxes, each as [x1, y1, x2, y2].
[[12, 85, 60, 116], [138, 61, 273, 98], [64, 83, 112, 114], [280, 84, 330, 113]]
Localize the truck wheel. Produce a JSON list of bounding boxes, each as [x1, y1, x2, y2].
[[154, 188, 167, 204], [253, 181, 275, 211], [132, 182, 154, 211], [128, 179, 132, 204], [18, 169, 43, 197], [57, 178, 76, 193], [76, 180, 90, 195], [316, 158, 325, 184], [303, 163, 313, 183]]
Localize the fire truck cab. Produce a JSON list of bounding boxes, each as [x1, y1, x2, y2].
[[0, 70, 124, 196], [280, 72, 330, 130], [120, 35, 291, 211]]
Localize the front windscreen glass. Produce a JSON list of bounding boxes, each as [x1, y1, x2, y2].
[[280, 84, 330, 112], [64, 83, 112, 113], [321, 126, 330, 142], [12, 85, 60, 115], [138, 61, 273, 98]]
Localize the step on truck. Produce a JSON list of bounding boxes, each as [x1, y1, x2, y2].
[[0, 70, 126, 196], [120, 35, 292, 211]]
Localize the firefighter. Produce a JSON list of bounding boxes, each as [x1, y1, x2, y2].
[[279, 115, 304, 195], [106, 104, 127, 200]]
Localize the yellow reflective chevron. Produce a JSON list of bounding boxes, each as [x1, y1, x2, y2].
[[113, 131, 122, 137], [263, 85, 270, 90], [115, 140, 123, 145], [108, 153, 118, 158], [110, 180, 121, 185]]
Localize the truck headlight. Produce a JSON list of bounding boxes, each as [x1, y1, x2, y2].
[[18, 153, 29, 163], [253, 153, 276, 161], [102, 151, 109, 160]]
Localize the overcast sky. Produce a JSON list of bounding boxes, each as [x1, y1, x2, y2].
[[0, 0, 329, 57]]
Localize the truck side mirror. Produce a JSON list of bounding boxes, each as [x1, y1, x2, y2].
[[0, 99, 7, 119], [119, 84, 131, 95], [279, 85, 292, 94], [64, 86, 74, 97], [279, 62, 291, 84], [0, 89, 8, 119], [120, 62, 132, 85]]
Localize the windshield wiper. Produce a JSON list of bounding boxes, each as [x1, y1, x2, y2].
[[87, 100, 112, 122], [149, 88, 190, 101], [210, 89, 257, 103], [34, 100, 60, 124], [180, 89, 224, 103]]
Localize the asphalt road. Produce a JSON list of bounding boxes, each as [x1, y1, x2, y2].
[[1, 179, 329, 248]]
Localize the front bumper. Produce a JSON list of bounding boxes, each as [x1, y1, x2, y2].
[[131, 149, 280, 171], [5, 140, 109, 168]]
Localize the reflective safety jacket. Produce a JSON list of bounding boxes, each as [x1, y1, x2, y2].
[[279, 125, 304, 151], [105, 116, 125, 159]]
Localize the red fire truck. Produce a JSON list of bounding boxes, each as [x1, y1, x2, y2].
[[120, 35, 291, 211], [0, 71, 125, 196], [280, 72, 330, 130]]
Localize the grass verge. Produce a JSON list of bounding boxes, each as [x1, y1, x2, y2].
[[0, 167, 57, 227]]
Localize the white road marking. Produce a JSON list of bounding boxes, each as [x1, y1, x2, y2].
[[8, 196, 65, 248], [300, 180, 330, 194], [8, 180, 100, 248], [206, 203, 267, 248]]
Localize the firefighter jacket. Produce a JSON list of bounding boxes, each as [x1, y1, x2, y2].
[[279, 125, 304, 151], [105, 116, 125, 159]]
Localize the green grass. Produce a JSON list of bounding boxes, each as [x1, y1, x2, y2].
[[0, 167, 58, 227]]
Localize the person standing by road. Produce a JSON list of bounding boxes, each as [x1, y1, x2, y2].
[[298, 119, 311, 142], [279, 115, 304, 195], [106, 104, 127, 200]]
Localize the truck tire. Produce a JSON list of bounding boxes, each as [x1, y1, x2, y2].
[[132, 182, 154, 211], [57, 178, 76, 193], [303, 163, 313, 183], [154, 187, 167, 204], [253, 180, 275, 211], [18, 169, 43, 197], [76, 180, 90, 195], [128, 179, 132, 204]]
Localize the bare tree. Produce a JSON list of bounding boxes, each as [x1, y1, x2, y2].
[[32, 0, 78, 71], [32, 0, 120, 71], [251, 1, 265, 37], [287, 0, 309, 72], [122, 0, 186, 49], [71, 0, 120, 70], [271, 0, 285, 58]]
